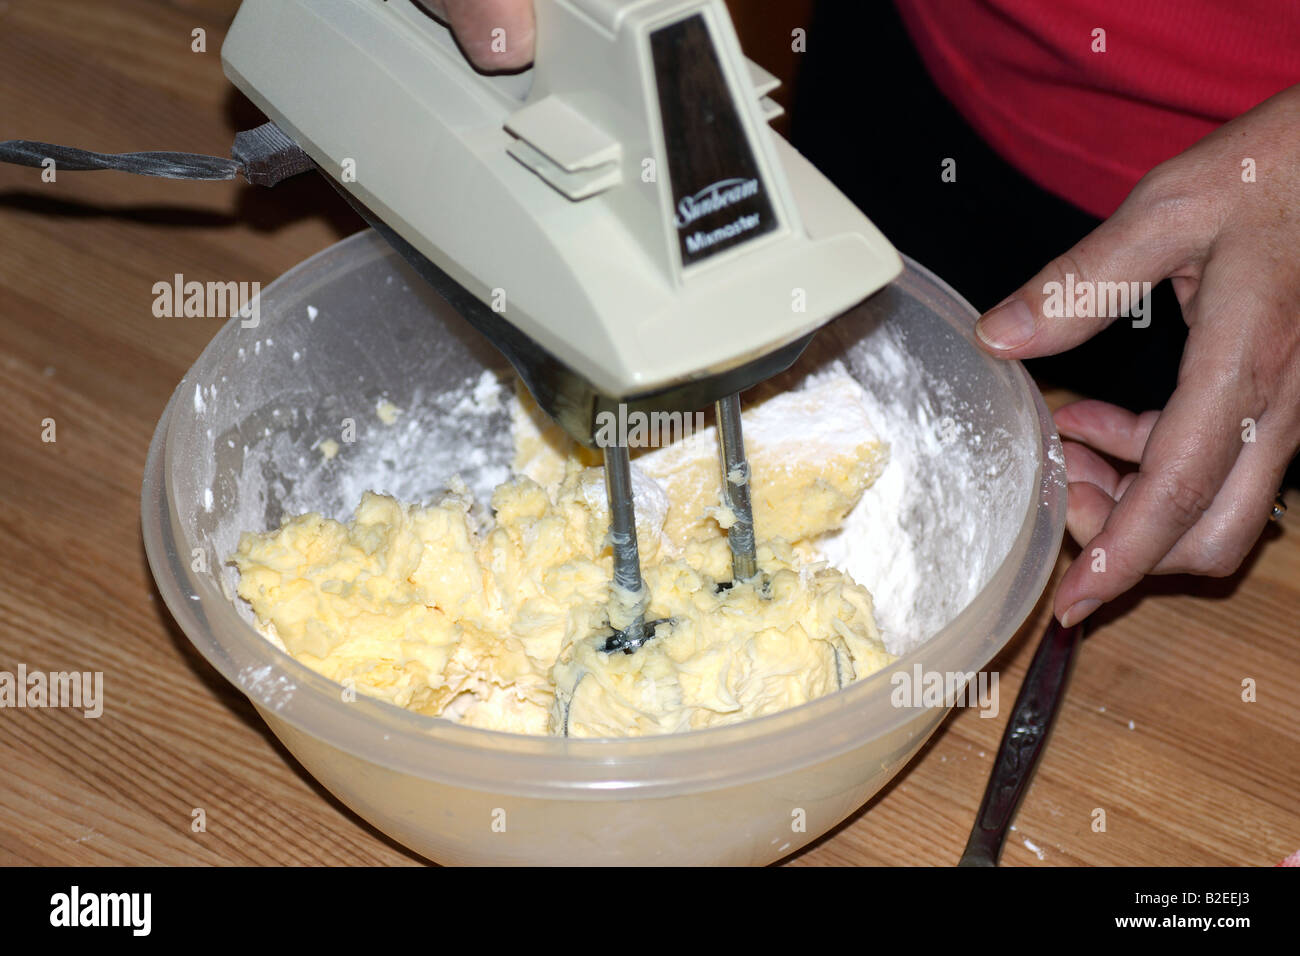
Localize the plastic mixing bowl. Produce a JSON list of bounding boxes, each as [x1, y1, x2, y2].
[[142, 229, 1065, 865]]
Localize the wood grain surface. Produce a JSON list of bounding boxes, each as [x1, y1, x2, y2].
[[1, 0, 1297, 867]]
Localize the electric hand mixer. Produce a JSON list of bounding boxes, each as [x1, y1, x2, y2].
[[1, 0, 901, 653]]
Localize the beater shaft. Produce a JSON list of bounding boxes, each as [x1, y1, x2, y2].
[[716, 392, 758, 582], [603, 442, 649, 651]]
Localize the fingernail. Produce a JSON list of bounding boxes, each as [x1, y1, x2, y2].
[[1060, 598, 1101, 628], [976, 299, 1036, 350]]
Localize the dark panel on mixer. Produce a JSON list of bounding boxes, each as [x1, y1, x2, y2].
[[650, 13, 777, 268]]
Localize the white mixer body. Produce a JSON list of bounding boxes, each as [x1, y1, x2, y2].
[[221, 0, 901, 401]]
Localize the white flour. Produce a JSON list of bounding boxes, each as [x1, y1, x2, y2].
[[806, 330, 993, 653], [808, 361, 956, 654]]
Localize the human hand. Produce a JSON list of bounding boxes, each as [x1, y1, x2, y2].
[[424, 0, 535, 71], [973, 84, 1300, 628]]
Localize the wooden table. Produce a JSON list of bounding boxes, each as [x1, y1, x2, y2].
[[2, 0, 1296, 867]]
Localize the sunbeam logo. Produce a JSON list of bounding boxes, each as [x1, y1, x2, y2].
[[673, 177, 760, 228]]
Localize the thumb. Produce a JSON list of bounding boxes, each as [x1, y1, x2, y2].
[[441, 0, 536, 71], [974, 201, 1192, 359]]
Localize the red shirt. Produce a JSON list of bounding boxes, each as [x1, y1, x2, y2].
[[894, 0, 1300, 217]]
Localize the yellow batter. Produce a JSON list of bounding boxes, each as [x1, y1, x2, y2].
[[231, 374, 894, 737]]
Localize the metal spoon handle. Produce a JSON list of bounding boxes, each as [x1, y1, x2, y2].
[[958, 617, 1084, 866]]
